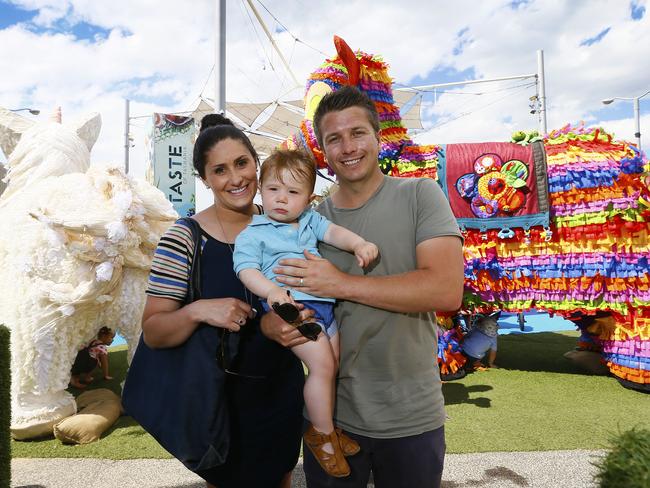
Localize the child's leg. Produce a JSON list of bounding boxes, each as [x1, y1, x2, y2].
[[98, 353, 112, 380], [291, 334, 337, 442], [326, 331, 360, 457], [327, 331, 340, 414], [487, 349, 497, 368], [294, 335, 353, 476], [330, 331, 340, 364], [69, 375, 87, 389]]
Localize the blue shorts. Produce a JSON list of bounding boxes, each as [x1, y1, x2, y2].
[[262, 300, 338, 338]]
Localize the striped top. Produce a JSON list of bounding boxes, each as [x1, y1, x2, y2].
[[146, 219, 206, 301]]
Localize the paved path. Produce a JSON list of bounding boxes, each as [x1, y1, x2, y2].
[[12, 450, 603, 487]]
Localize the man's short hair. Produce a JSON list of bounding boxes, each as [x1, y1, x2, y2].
[[260, 149, 317, 193], [313, 86, 380, 148]]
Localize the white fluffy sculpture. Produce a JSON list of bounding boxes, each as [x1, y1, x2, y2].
[[0, 107, 177, 439]]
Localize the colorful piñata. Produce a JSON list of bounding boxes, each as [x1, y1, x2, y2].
[[286, 36, 650, 390]]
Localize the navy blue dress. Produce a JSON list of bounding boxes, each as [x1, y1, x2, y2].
[[195, 231, 304, 487]]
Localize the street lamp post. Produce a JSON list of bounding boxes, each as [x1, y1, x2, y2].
[[9, 108, 40, 115], [602, 90, 650, 150]]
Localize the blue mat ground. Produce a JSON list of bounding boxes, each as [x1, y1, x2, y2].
[[498, 311, 576, 335], [111, 312, 576, 347]]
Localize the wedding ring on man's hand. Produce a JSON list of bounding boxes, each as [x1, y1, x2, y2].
[[300, 278, 304, 286], [237, 318, 245, 325]]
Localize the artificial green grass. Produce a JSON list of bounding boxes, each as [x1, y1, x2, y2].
[[11, 345, 170, 460], [1, 325, 10, 488], [10, 331, 650, 460], [443, 332, 650, 453]]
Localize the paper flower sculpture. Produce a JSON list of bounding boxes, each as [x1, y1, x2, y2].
[[456, 154, 529, 218]]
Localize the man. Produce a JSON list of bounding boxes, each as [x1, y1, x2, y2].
[[264, 86, 464, 487]]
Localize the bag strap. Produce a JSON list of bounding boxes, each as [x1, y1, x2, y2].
[[179, 217, 203, 304]]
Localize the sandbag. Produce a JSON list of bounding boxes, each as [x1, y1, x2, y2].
[[53, 388, 122, 444], [563, 350, 610, 376]]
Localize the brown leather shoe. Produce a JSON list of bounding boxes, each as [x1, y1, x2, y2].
[[303, 425, 350, 477], [336, 428, 360, 456]]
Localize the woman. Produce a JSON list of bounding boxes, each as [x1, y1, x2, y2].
[[142, 114, 307, 488]]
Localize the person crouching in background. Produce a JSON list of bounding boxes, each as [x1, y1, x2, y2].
[[460, 313, 500, 371], [69, 326, 115, 388]]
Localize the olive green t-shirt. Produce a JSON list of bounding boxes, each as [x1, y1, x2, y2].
[[317, 175, 462, 438]]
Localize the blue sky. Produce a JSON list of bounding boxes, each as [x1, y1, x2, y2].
[[0, 1, 112, 39], [1, 0, 648, 188]]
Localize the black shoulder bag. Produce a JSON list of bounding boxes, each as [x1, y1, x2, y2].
[[122, 217, 230, 472]]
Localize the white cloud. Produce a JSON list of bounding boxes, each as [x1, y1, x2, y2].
[[593, 112, 650, 146], [1, 0, 649, 187]]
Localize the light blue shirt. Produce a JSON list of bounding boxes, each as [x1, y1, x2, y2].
[[233, 208, 334, 303], [461, 328, 498, 359]]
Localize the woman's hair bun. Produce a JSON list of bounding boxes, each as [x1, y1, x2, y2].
[[200, 113, 234, 132]]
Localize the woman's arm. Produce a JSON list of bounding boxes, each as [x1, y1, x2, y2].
[[141, 296, 198, 348], [142, 295, 254, 348]]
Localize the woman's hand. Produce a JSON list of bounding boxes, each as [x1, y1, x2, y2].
[[261, 305, 315, 348], [188, 297, 255, 332]]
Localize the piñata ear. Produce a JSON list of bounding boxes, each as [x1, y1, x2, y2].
[[334, 35, 359, 86], [0, 107, 36, 157], [70, 113, 102, 151]]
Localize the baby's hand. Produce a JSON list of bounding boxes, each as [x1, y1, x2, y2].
[[354, 241, 379, 268], [268, 288, 294, 307]]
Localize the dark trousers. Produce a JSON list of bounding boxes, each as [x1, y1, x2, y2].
[[302, 421, 445, 488]]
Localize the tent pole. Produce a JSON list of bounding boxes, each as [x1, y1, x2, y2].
[[214, 0, 226, 113], [245, 0, 301, 88]]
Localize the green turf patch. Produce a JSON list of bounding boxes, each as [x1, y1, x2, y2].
[[1, 325, 10, 487], [10, 332, 650, 459], [444, 332, 650, 453], [12, 345, 171, 460]]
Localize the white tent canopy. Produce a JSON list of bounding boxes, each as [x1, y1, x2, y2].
[[191, 88, 424, 157]]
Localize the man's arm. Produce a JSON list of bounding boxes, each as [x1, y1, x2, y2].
[[274, 235, 464, 313]]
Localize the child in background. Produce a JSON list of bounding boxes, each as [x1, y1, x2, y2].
[[460, 312, 500, 371], [69, 326, 115, 389], [233, 149, 379, 478]]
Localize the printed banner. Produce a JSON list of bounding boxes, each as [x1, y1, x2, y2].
[[146, 113, 196, 217]]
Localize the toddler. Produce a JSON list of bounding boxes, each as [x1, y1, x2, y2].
[[461, 312, 500, 371], [69, 326, 115, 388], [233, 149, 379, 477]]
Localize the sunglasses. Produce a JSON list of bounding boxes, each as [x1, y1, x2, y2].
[[272, 302, 321, 341], [216, 320, 266, 380]]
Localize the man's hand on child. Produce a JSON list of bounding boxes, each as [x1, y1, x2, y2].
[[354, 241, 379, 268]]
